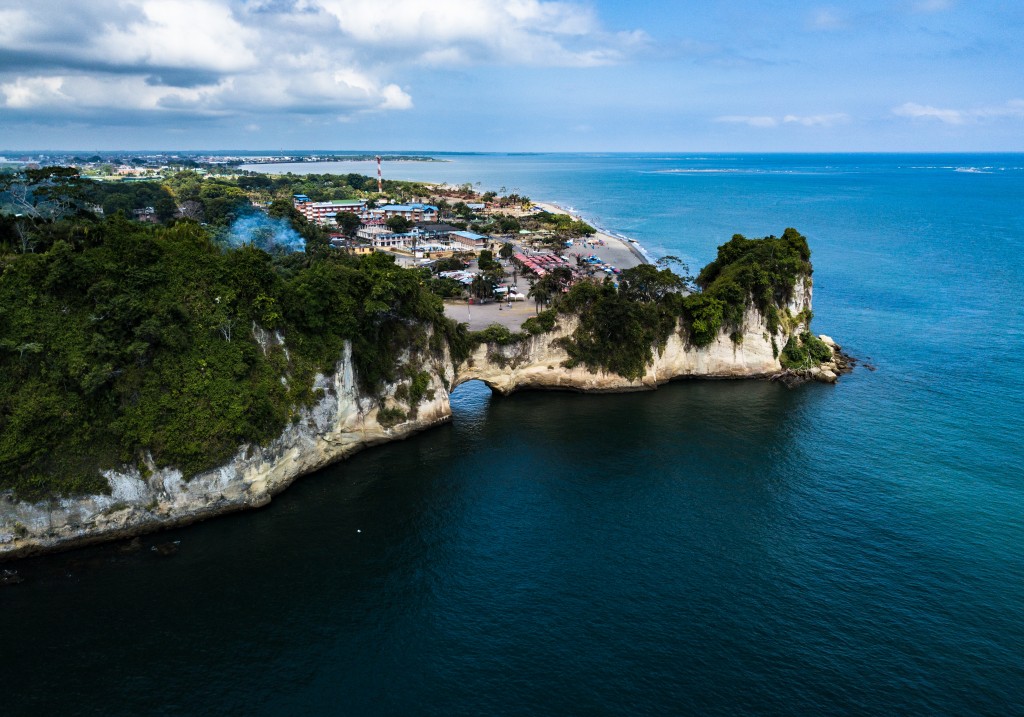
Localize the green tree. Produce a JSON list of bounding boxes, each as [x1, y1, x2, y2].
[[477, 249, 502, 272], [335, 211, 361, 236], [528, 275, 558, 313], [470, 274, 492, 300], [619, 264, 685, 302], [386, 215, 412, 234], [433, 256, 468, 273]]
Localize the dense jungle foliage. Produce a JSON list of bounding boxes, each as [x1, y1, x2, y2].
[[0, 164, 818, 500], [0, 209, 465, 501], [543, 228, 816, 380]]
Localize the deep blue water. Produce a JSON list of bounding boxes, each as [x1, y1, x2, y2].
[[5, 154, 1024, 715]]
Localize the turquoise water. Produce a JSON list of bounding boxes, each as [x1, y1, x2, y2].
[[5, 154, 1024, 715]]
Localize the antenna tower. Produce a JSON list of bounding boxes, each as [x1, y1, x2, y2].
[[376, 155, 383, 193]]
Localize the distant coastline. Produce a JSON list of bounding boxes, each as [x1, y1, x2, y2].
[[241, 154, 446, 165], [231, 159, 653, 264]]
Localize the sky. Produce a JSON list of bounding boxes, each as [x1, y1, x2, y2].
[[1, 0, 1022, 152]]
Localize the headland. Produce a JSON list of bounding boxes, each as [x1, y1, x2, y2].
[[0, 164, 850, 561]]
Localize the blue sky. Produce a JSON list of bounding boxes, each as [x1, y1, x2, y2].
[[1, 0, 1022, 151]]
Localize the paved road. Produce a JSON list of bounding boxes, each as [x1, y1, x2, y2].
[[441, 224, 648, 331], [444, 269, 539, 330]]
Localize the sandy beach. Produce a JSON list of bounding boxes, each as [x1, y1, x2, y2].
[[531, 201, 650, 269]]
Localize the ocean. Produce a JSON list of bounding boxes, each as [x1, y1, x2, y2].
[[5, 154, 1023, 715]]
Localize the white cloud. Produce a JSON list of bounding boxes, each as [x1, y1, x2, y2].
[[809, 8, 845, 30], [893, 100, 1024, 125], [715, 115, 779, 128], [0, 74, 233, 113], [893, 102, 965, 124], [783, 113, 850, 127], [0, 76, 67, 109], [97, 0, 258, 73], [716, 113, 850, 128], [316, 0, 642, 67], [0, 0, 637, 120], [0, 7, 31, 45]]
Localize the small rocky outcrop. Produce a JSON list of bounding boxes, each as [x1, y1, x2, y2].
[[771, 335, 855, 387]]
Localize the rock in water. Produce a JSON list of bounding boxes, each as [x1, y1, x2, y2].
[[152, 542, 179, 556], [119, 537, 143, 554], [1, 569, 24, 585]]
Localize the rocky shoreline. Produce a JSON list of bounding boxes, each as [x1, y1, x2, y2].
[[770, 335, 857, 388], [1, 277, 853, 563], [0, 341, 456, 563]]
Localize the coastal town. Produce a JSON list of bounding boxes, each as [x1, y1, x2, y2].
[[287, 185, 648, 330], [1, 153, 649, 331]]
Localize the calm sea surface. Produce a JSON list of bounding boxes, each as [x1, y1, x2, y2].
[[5, 154, 1024, 715]]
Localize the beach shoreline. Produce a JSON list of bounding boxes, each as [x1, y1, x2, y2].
[[531, 201, 651, 266]]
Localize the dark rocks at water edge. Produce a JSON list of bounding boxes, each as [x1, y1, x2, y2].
[[771, 335, 856, 388], [1, 568, 24, 585], [151, 541, 180, 556], [118, 537, 143, 554]]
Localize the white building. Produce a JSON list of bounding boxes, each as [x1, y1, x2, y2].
[[292, 195, 367, 225]]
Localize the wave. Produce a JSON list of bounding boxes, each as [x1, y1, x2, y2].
[[646, 168, 825, 175], [904, 165, 1024, 173], [540, 200, 655, 262], [650, 169, 744, 174]]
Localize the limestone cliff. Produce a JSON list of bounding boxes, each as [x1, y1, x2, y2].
[[458, 276, 817, 393], [0, 341, 455, 560], [0, 275, 846, 560]]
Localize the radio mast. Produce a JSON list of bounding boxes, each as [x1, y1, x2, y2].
[[376, 155, 383, 194]]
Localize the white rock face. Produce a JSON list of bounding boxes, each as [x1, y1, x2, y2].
[[458, 278, 813, 394], [0, 277, 824, 558], [0, 341, 454, 558]]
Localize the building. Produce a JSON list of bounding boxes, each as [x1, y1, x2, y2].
[[371, 233, 412, 249], [292, 195, 367, 225], [414, 222, 460, 241], [132, 206, 157, 222], [356, 225, 393, 243], [379, 203, 439, 223], [449, 230, 488, 252]]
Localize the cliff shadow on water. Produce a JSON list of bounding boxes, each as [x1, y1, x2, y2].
[[0, 376, 836, 715]]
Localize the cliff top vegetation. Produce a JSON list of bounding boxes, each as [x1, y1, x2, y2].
[[0, 171, 466, 502], [478, 228, 816, 381], [0, 165, 818, 503]]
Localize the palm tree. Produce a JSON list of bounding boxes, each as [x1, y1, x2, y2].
[[528, 280, 550, 314], [470, 274, 491, 301]]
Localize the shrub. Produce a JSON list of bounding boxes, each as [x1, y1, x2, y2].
[[780, 331, 832, 369], [377, 407, 407, 428], [522, 309, 558, 335], [468, 323, 528, 347]]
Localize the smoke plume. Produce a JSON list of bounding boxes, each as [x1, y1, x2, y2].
[[225, 212, 305, 253]]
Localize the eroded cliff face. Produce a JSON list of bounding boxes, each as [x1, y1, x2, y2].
[[1, 277, 835, 560], [0, 341, 455, 559], [457, 278, 814, 394]]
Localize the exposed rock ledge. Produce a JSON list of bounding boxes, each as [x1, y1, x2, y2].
[[458, 310, 784, 394], [457, 273, 841, 393], [1, 278, 848, 560], [0, 341, 456, 561]]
